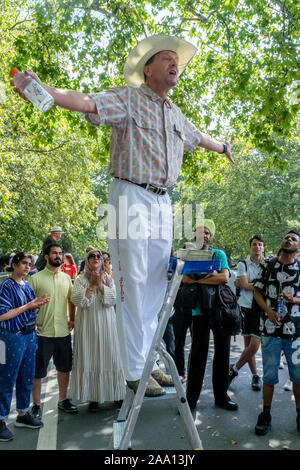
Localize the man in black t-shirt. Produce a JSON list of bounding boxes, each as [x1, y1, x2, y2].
[[253, 230, 300, 436]]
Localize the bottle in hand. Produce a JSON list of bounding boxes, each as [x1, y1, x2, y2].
[[10, 68, 54, 112]]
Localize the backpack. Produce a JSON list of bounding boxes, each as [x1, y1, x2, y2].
[[181, 274, 217, 314], [212, 283, 242, 336], [179, 282, 199, 311]]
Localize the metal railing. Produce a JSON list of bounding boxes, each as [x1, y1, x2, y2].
[[0, 272, 10, 284]]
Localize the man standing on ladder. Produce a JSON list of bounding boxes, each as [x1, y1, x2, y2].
[[12, 34, 234, 397]]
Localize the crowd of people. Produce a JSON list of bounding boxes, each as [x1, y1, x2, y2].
[[4, 33, 300, 447], [0, 224, 299, 443], [0, 240, 127, 442]]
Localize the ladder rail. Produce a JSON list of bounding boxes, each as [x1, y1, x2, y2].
[[160, 346, 202, 450], [118, 260, 184, 450]]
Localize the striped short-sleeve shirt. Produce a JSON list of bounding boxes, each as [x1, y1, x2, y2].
[[85, 84, 202, 187], [0, 278, 37, 333]]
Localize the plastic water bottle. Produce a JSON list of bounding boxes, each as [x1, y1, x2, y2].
[[276, 294, 285, 319], [10, 68, 54, 112]]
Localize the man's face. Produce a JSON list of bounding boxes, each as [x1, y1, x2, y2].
[[47, 247, 62, 267], [144, 50, 179, 89], [250, 239, 264, 256], [281, 233, 300, 254], [195, 226, 211, 248], [51, 232, 62, 241]]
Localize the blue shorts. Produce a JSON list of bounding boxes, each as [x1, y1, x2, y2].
[[261, 335, 300, 385]]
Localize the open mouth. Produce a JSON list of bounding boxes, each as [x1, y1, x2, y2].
[[169, 70, 177, 76]]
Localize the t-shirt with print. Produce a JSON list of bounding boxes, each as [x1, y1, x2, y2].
[[237, 258, 262, 309], [253, 258, 300, 339]]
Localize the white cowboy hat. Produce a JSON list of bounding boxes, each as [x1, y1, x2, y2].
[[50, 226, 65, 233], [123, 34, 197, 88]]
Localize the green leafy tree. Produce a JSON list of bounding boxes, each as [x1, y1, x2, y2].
[[0, 0, 299, 255], [171, 135, 299, 259]]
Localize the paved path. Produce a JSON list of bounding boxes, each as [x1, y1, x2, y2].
[[1, 334, 299, 452]]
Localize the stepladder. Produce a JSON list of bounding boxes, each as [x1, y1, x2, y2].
[[113, 257, 221, 450]]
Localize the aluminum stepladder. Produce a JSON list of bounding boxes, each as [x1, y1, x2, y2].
[[113, 257, 221, 450]]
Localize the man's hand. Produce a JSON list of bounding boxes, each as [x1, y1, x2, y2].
[[11, 70, 43, 101], [283, 291, 294, 303], [267, 308, 281, 326], [224, 137, 235, 164]]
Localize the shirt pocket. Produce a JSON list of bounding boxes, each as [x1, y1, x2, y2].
[[131, 110, 156, 130], [172, 123, 186, 142]]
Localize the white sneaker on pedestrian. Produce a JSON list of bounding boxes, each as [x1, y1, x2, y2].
[[279, 357, 284, 369], [284, 379, 292, 391]]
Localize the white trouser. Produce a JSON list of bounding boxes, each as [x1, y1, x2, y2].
[[108, 179, 172, 381]]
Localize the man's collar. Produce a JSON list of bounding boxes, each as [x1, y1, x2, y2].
[[45, 266, 60, 275], [139, 83, 173, 107]]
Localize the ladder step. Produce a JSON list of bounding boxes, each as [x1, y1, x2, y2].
[[143, 385, 177, 399]]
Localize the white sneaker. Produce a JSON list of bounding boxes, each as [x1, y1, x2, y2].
[[284, 379, 292, 391], [279, 358, 284, 369]]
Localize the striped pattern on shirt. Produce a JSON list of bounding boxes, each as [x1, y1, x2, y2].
[[0, 278, 37, 333]]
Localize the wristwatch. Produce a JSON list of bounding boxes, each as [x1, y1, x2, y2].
[[221, 143, 228, 154]]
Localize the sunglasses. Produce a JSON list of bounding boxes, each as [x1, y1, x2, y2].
[[88, 253, 102, 260]]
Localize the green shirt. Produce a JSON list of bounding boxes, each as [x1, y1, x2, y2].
[[192, 248, 230, 317], [28, 267, 73, 337]]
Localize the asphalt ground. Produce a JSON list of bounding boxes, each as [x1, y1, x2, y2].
[[1, 333, 299, 457]]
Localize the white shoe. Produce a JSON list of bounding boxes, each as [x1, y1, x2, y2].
[[279, 358, 284, 369], [284, 379, 292, 391]]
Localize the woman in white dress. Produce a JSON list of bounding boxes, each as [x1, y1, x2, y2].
[[70, 249, 126, 411]]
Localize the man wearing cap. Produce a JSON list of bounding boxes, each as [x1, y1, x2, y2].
[[183, 221, 238, 411], [13, 35, 234, 396], [35, 226, 65, 272]]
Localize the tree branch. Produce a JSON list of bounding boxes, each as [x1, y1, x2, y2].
[[184, 5, 209, 24], [7, 18, 35, 31], [269, 0, 295, 21], [2, 142, 69, 154]]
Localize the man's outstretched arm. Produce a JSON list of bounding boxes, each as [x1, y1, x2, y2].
[[198, 134, 234, 164], [12, 70, 97, 114]]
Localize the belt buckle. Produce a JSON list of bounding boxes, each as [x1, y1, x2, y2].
[[145, 183, 165, 195], [152, 186, 160, 195]]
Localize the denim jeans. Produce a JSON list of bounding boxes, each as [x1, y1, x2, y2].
[[261, 334, 300, 385], [0, 328, 37, 419]]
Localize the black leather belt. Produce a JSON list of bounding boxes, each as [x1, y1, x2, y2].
[[115, 177, 167, 196]]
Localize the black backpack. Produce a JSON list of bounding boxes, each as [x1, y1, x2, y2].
[[212, 283, 242, 336]]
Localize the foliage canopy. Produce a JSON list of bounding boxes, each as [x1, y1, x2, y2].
[[0, 0, 299, 255]]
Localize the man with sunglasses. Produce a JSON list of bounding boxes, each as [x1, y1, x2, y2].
[[12, 34, 234, 396]]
